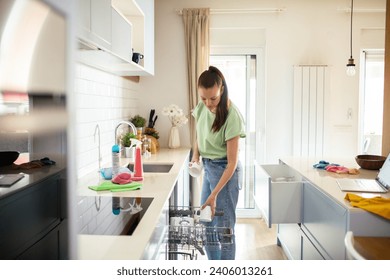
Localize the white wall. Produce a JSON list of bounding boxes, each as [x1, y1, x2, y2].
[[139, 0, 386, 163]]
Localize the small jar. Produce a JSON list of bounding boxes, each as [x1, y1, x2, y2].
[[142, 136, 149, 155]]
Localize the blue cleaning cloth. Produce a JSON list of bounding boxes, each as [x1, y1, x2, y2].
[[313, 160, 341, 169], [313, 160, 329, 169]]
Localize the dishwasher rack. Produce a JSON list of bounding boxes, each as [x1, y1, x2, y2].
[[168, 206, 233, 260]]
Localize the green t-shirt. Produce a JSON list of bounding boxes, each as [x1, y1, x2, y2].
[[192, 101, 246, 159]]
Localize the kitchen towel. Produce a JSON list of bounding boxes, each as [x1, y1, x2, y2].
[[325, 165, 360, 174], [112, 173, 132, 184], [12, 157, 56, 170], [313, 160, 334, 169], [313, 160, 359, 174], [345, 193, 390, 220], [88, 181, 142, 192]]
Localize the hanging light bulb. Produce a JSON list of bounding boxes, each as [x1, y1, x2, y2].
[[346, 57, 356, 76], [346, 0, 356, 76]]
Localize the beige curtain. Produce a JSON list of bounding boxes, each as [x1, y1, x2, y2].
[[182, 8, 210, 144], [182, 8, 210, 206]]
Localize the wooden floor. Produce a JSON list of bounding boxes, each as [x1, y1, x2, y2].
[[235, 218, 287, 260]]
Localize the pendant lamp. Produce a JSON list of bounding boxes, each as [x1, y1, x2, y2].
[[346, 0, 356, 76]]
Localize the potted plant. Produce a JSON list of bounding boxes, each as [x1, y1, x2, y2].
[[122, 132, 136, 158], [130, 114, 146, 128], [122, 132, 136, 147], [130, 114, 146, 139]]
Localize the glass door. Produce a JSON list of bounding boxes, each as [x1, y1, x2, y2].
[[210, 55, 258, 214]]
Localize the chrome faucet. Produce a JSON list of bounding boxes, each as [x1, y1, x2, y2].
[[94, 123, 102, 171], [114, 120, 137, 146]]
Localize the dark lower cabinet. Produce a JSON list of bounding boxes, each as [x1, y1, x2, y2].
[[17, 225, 60, 260], [0, 172, 68, 259]]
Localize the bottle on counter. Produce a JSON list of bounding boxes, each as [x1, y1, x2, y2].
[[142, 135, 151, 157], [112, 144, 120, 178], [133, 140, 144, 180]]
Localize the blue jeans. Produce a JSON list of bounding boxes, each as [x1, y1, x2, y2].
[[201, 158, 242, 260]]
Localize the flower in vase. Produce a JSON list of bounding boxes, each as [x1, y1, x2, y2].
[[162, 104, 188, 127]]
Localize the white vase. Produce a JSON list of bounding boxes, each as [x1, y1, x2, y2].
[[168, 126, 180, 149]]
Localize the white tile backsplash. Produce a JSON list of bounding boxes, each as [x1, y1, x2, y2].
[[74, 64, 140, 178]]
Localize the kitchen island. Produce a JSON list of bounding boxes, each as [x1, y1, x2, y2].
[[77, 148, 191, 260], [256, 156, 390, 260], [0, 154, 68, 259]]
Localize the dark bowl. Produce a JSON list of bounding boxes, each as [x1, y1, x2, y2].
[[355, 154, 386, 170], [0, 151, 20, 167]]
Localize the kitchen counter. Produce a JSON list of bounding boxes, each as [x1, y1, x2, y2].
[[0, 153, 66, 200], [77, 148, 191, 260], [280, 156, 390, 204]]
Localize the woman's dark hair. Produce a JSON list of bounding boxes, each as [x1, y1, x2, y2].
[[197, 66, 229, 132]]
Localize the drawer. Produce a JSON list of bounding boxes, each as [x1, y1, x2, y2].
[[277, 223, 302, 260], [302, 183, 347, 259], [17, 225, 60, 260], [301, 229, 325, 260], [254, 161, 303, 227]]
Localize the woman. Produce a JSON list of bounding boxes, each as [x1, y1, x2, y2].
[[191, 66, 245, 260]]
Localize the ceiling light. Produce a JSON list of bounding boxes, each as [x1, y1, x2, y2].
[[346, 0, 356, 76]]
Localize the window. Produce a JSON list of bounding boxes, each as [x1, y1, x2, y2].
[[359, 50, 384, 155]]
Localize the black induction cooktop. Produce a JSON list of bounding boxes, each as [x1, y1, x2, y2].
[[81, 196, 154, 236]]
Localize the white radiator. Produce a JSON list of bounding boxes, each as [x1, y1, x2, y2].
[[293, 65, 329, 157]]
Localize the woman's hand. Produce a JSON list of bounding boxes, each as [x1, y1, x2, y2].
[[201, 194, 217, 217], [190, 158, 200, 165]]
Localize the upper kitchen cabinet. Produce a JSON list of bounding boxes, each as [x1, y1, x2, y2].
[[113, 0, 155, 76], [77, 0, 112, 51], [111, 6, 132, 63], [76, 0, 155, 77]]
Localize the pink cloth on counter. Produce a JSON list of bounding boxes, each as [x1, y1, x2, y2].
[[112, 173, 132, 184], [325, 165, 359, 175], [325, 165, 350, 173]]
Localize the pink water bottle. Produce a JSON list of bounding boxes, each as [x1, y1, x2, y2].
[[133, 146, 143, 180]]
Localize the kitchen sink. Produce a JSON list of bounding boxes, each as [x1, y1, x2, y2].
[[127, 163, 173, 173]]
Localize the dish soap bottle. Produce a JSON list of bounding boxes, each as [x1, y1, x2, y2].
[[133, 141, 143, 180], [112, 144, 120, 178]]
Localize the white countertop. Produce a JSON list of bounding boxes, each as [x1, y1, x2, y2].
[[77, 148, 190, 260], [279, 156, 390, 210]]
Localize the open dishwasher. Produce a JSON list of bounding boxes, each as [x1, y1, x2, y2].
[[167, 206, 233, 260]]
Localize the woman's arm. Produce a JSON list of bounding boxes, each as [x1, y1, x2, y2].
[[191, 118, 200, 163], [191, 135, 200, 163], [201, 135, 240, 216]]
